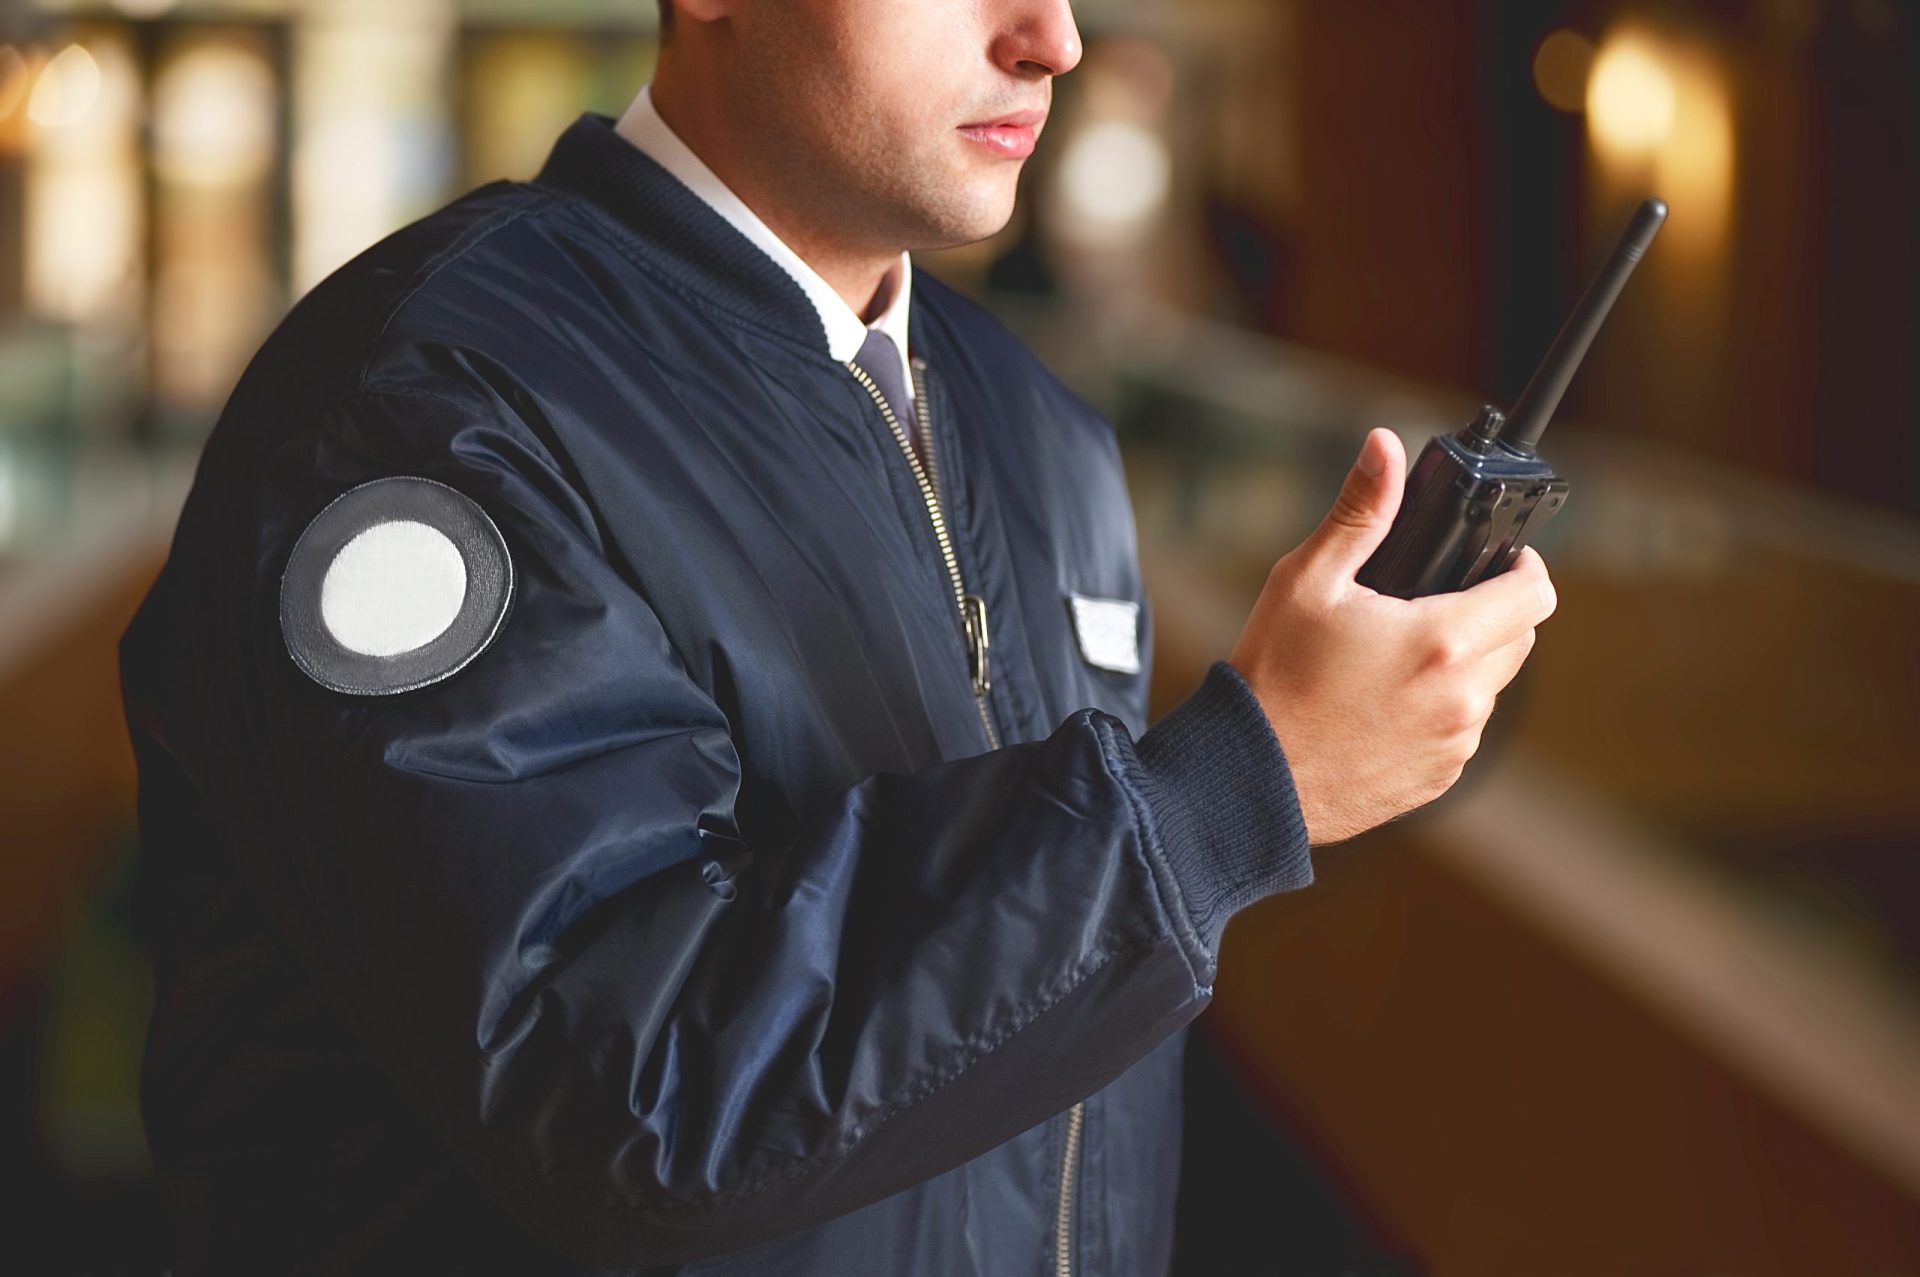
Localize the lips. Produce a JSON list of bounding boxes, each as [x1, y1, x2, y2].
[[961, 109, 1048, 130], [957, 109, 1047, 159]]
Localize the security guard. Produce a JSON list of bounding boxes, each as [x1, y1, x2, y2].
[[120, 0, 1554, 1271]]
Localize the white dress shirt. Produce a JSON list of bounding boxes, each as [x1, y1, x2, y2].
[[614, 84, 916, 408]]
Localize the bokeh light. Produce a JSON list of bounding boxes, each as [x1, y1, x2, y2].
[[0, 46, 30, 123], [1587, 33, 1676, 155], [27, 44, 102, 130], [1655, 55, 1735, 255], [1584, 25, 1736, 261], [1057, 120, 1172, 243], [1533, 28, 1596, 114], [153, 42, 277, 188], [25, 35, 143, 323]]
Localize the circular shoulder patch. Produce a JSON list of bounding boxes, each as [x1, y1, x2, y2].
[[280, 476, 513, 696]]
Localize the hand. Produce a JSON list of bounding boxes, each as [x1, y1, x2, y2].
[[1229, 428, 1557, 845]]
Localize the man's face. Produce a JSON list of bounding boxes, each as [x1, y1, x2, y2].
[[725, 0, 1082, 254]]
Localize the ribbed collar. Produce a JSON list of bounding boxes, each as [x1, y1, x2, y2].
[[536, 113, 835, 352], [613, 85, 913, 387]]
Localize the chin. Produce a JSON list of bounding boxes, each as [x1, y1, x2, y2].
[[891, 152, 1020, 246], [938, 208, 1019, 251], [958, 172, 1022, 238]]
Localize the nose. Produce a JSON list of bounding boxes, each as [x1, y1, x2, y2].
[[990, 0, 1083, 79]]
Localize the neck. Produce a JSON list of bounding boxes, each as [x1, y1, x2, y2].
[[650, 65, 899, 319]]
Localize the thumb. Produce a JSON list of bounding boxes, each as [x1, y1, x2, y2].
[[1301, 427, 1406, 577]]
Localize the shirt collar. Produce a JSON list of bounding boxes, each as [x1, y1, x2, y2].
[[614, 84, 914, 399]]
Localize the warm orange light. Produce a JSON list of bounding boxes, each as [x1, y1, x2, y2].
[[1533, 29, 1595, 114], [0, 46, 29, 122], [154, 41, 276, 188], [292, 5, 457, 293], [1654, 53, 1734, 255], [27, 43, 101, 129], [1587, 34, 1675, 155], [25, 34, 144, 324], [1585, 24, 1735, 258]]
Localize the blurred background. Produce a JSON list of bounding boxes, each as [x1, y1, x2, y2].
[[1, 0, 1917, 1272]]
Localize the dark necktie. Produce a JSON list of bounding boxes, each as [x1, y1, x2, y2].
[[857, 328, 923, 467]]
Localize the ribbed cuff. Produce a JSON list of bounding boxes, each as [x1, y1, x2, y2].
[[1124, 661, 1313, 955]]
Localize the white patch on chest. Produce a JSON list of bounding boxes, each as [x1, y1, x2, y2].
[[1067, 592, 1141, 675]]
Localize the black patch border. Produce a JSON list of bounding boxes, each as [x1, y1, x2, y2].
[[280, 476, 513, 696]]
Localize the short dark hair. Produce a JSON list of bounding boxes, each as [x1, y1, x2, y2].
[[657, 0, 674, 37]]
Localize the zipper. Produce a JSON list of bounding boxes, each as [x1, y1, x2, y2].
[[1054, 1099, 1085, 1277], [849, 353, 1083, 1269], [845, 355, 1001, 750]]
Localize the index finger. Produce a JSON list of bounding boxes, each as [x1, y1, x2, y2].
[[1423, 547, 1557, 654]]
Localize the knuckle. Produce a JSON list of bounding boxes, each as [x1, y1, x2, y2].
[[1463, 692, 1493, 731], [1434, 692, 1478, 735], [1263, 560, 1315, 615], [1446, 692, 1491, 735], [1326, 483, 1372, 531], [1270, 551, 1328, 605], [1428, 632, 1470, 669]]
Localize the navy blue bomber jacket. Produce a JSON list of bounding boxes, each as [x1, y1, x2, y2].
[[119, 114, 1316, 1275]]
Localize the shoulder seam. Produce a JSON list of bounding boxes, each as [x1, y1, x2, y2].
[[354, 190, 562, 395]]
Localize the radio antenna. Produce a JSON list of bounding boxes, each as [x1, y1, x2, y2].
[[1499, 197, 1668, 455]]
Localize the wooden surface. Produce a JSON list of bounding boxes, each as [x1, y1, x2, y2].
[[1207, 822, 1920, 1276], [0, 452, 187, 1004], [0, 549, 164, 1002]]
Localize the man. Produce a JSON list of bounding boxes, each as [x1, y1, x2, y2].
[[120, 0, 1553, 1271]]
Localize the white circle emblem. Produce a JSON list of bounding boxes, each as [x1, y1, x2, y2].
[[319, 519, 468, 657]]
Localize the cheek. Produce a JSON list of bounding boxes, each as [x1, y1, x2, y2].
[[833, 75, 959, 180], [827, 8, 977, 129], [755, 7, 999, 203]]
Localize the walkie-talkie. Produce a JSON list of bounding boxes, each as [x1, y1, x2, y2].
[[1357, 198, 1669, 598]]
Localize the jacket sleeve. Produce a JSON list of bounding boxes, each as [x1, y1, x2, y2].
[[187, 381, 1314, 1266]]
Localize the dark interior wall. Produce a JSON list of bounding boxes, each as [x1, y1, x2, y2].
[[1268, 0, 1498, 397], [1486, 1, 1588, 412], [1807, 10, 1920, 513], [1237, 0, 1920, 517], [1576, 5, 1920, 517]]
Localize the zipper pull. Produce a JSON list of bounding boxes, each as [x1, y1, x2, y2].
[[962, 592, 991, 698]]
